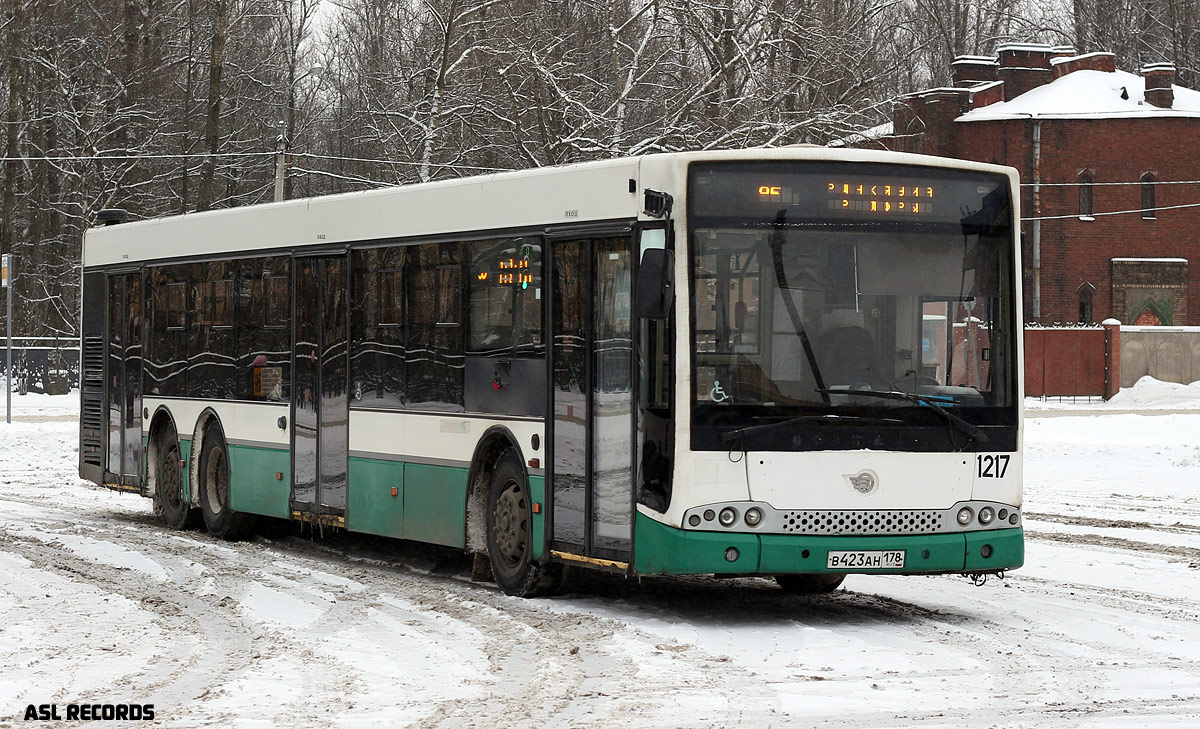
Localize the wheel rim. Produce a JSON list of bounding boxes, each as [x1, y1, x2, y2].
[[161, 447, 182, 510], [204, 445, 226, 516], [492, 478, 528, 569]]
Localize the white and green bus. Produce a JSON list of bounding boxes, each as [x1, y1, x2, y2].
[[80, 148, 1024, 596]]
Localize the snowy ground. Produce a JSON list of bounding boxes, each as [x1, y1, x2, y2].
[[1, 385, 1199, 728]]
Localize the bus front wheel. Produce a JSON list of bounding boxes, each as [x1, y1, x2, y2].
[[152, 438, 197, 530], [485, 453, 561, 597], [775, 574, 846, 594], [198, 423, 256, 541]]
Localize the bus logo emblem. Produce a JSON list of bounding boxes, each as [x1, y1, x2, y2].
[[846, 470, 877, 494]]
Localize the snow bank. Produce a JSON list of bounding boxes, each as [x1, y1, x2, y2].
[[2, 389, 79, 418], [1027, 376, 1200, 411]]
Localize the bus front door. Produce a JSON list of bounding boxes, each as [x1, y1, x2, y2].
[[291, 255, 349, 523], [549, 236, 635, 565]]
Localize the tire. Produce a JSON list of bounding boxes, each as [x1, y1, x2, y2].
[[198, 422, 256, 540], [152, 436, 199, 530], [775, 573, 846, 594], [486, 453, 562, 597]]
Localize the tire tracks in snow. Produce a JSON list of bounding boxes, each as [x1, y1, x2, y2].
[[5, 477, 1200, 727]]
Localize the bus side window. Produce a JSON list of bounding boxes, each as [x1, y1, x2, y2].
[[350, 246, 405, 407], [237, 256, 290, 401], [149, 264, 190, 397], [467, 237, 543, 356], [407, 242, 464, 411]]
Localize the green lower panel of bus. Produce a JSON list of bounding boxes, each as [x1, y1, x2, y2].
[[401, 463, 468, 547], [345, 460, 468, 547], [634, 513, 1023, 576], [344, 461, 545, 556], [528, 475, 546, 561], [346, 458, 407, 538], [228, 445, 291, 519], [220, 452, 547, 555]]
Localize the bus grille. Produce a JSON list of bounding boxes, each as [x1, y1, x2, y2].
[[82, 336, 103, 387], [779, 509, 945, 535], [80, 336, 104, 467]]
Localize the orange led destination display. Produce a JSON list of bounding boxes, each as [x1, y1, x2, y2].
[[476, 250, 535, 290], [497, 257, 533, 287], [755, 179, 938, 216]]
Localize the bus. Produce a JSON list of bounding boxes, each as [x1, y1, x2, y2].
[[79, 147, 1023, 597]]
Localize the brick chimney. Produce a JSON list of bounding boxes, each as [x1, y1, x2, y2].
[[1050, 45, 1076, 61], [951, 56, 999, 86], [892, 88, 971, 156], [1051, 52, 1117, 79], [996, 42, 1053, 101], [1142, 63, 1175, 108]]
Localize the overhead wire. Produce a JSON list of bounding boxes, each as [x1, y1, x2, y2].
[[1022, 201, 1200, 221], [1021, 179, 1200, 187], [3, 151, 1197, 185], [293, 152, 513, 173], [4, 152, 1200, 217], [0, 150, 514, 174], [0, 152, 275, 161], [1018, 178, 1200, 220]]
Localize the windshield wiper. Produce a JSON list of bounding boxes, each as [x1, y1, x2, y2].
[[768, 209, 830, 403], [815, 388, 988, 445], [721, 413, 903, 443]]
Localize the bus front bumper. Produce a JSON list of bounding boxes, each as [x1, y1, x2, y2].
[[633, 512, 1023, 576]]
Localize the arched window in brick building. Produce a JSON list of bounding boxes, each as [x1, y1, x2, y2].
[[1078, 170, 1094, 217], [1141, 172, 1156, 219], [1077, 281, 1096, 324]]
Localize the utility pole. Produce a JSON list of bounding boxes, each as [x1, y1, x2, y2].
[[273, 121, 287, 202], [274, 66, 323, 203], [3, 253, 11, 423]]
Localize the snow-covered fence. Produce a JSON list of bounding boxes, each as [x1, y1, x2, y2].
[[3, 338, 79, 395], [1119, 326, 1200, 388], [1025, 322, 1121, 399]]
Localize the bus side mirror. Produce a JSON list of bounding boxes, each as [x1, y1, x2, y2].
[[637, 248, 674, 319]]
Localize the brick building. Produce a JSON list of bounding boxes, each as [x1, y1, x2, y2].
[[866, 43, 1200, 326]]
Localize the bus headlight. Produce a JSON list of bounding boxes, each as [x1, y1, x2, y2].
[[718, 507, 738, 527], [957, 507, 974, 526], [978, 507, 995, 525], [744, 508, 763, 527]]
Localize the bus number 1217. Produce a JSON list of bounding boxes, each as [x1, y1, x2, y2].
[[977, 454, 1010, 478]]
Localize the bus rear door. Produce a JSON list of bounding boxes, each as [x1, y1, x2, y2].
[[101, 271, 143, 491], [290, 254, 349, 524]]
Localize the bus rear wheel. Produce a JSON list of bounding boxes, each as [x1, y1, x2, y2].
[[152, 438, 197, 530], [199, 423, 256, 541], [486, 454, 561, 597], [775, 574, 846, 594]]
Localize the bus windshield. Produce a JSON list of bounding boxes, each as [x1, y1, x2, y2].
[[688, 161, 1018, 452]]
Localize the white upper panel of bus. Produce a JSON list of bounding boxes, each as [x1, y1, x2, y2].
[[83, 148, 1018, 268]]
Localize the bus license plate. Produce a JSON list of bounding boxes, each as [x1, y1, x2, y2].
[[826, 550, 905, 570]]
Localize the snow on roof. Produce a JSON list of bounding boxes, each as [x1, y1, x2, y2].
[[958, 68, 1200, 121], [827, 121, 894, 148], [953, 55, 998, 65], [995, 42, 1053, 53], [1049, 51, 1111, 67]]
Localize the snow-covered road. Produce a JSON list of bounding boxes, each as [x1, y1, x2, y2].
[[2, 385, 1199, 728]]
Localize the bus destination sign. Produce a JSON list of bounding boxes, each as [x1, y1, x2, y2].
[[755, 179, 938, 216], [690, 161, 1007, 227]]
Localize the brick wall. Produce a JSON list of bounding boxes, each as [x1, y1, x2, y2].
[[879, 112, 1200, 326], [1111, 259, 1188, 325]]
